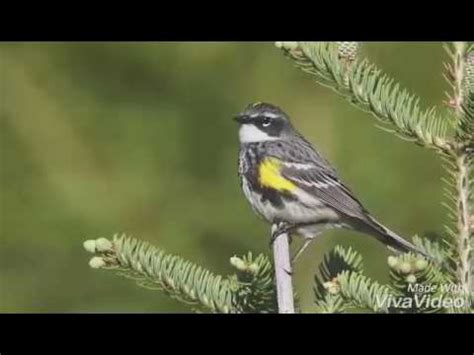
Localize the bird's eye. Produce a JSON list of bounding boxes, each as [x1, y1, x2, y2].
[[262, 117, 272, 127]]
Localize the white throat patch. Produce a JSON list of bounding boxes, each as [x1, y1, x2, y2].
[[239, 124, 279, 143]]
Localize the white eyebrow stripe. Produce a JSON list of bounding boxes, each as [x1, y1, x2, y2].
[[249, 112, 280, 119]]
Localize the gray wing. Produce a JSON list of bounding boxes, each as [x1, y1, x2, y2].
[[280, 162, 370, 221], [264, 138, 371, 221], [264, 137, 337, 174]]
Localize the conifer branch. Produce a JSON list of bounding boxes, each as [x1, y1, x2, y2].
[[275, 42, 451, 153], [313, 245, 360, 313], [271, 229, 295, 313], [388, 253, 449, 313], [337, 271, 392, 313], [445, 42, 467, 117], [454, 153, 472, 293], [412, 235, 452, 267], [314, 245, 391, 313], [313, 246, 466, 313], [231, 252, 278, 313], [83, 234, 277, 313], [444, 42, 473, 295]]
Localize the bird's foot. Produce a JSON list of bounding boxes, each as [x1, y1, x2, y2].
[[270, 222, 294, 247]]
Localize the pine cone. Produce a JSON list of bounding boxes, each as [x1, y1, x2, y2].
[[337, 42, 359, 61]]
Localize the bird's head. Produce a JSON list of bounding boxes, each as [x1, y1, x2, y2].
[[234, 102, 294, 143]]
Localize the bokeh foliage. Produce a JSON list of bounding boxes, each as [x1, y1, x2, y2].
[[0, 42, 448, 312]]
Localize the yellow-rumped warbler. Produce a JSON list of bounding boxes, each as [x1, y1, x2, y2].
[[234, 102, 428, 262]]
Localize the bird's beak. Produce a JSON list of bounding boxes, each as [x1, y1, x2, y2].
[[233, 114, 249, 124]]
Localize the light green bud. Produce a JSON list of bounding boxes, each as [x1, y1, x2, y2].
[[399, 261, 412, 274], [135, 261, 143, 272], [414, 258, 428, 272], [323, 281, 340, 295], [89, 256, 106, 268], [405, 274, 417, 284], [248, 263, 259, 274], [95, 238, 113, 252], [83, 239, 97, 253], [387, 256, 399, 269], [230, 256, 247, 271]]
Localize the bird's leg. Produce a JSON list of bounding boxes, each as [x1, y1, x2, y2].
[[290, 223, 326, 265], [291, 238, 313, 264], [271, 223, 320, 266]]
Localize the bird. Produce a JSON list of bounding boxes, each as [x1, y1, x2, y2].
[[234, 102, 429, 263]]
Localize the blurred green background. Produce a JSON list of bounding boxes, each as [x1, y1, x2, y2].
[[0, 42, 448, 312]]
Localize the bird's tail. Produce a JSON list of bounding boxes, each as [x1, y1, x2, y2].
[[361, 216, 433, 260]]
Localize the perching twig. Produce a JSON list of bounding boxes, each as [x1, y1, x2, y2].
[[271, 225, 295, 313]]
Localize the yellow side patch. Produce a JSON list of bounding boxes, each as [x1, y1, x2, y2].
[[258, 158, 296, 192]]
